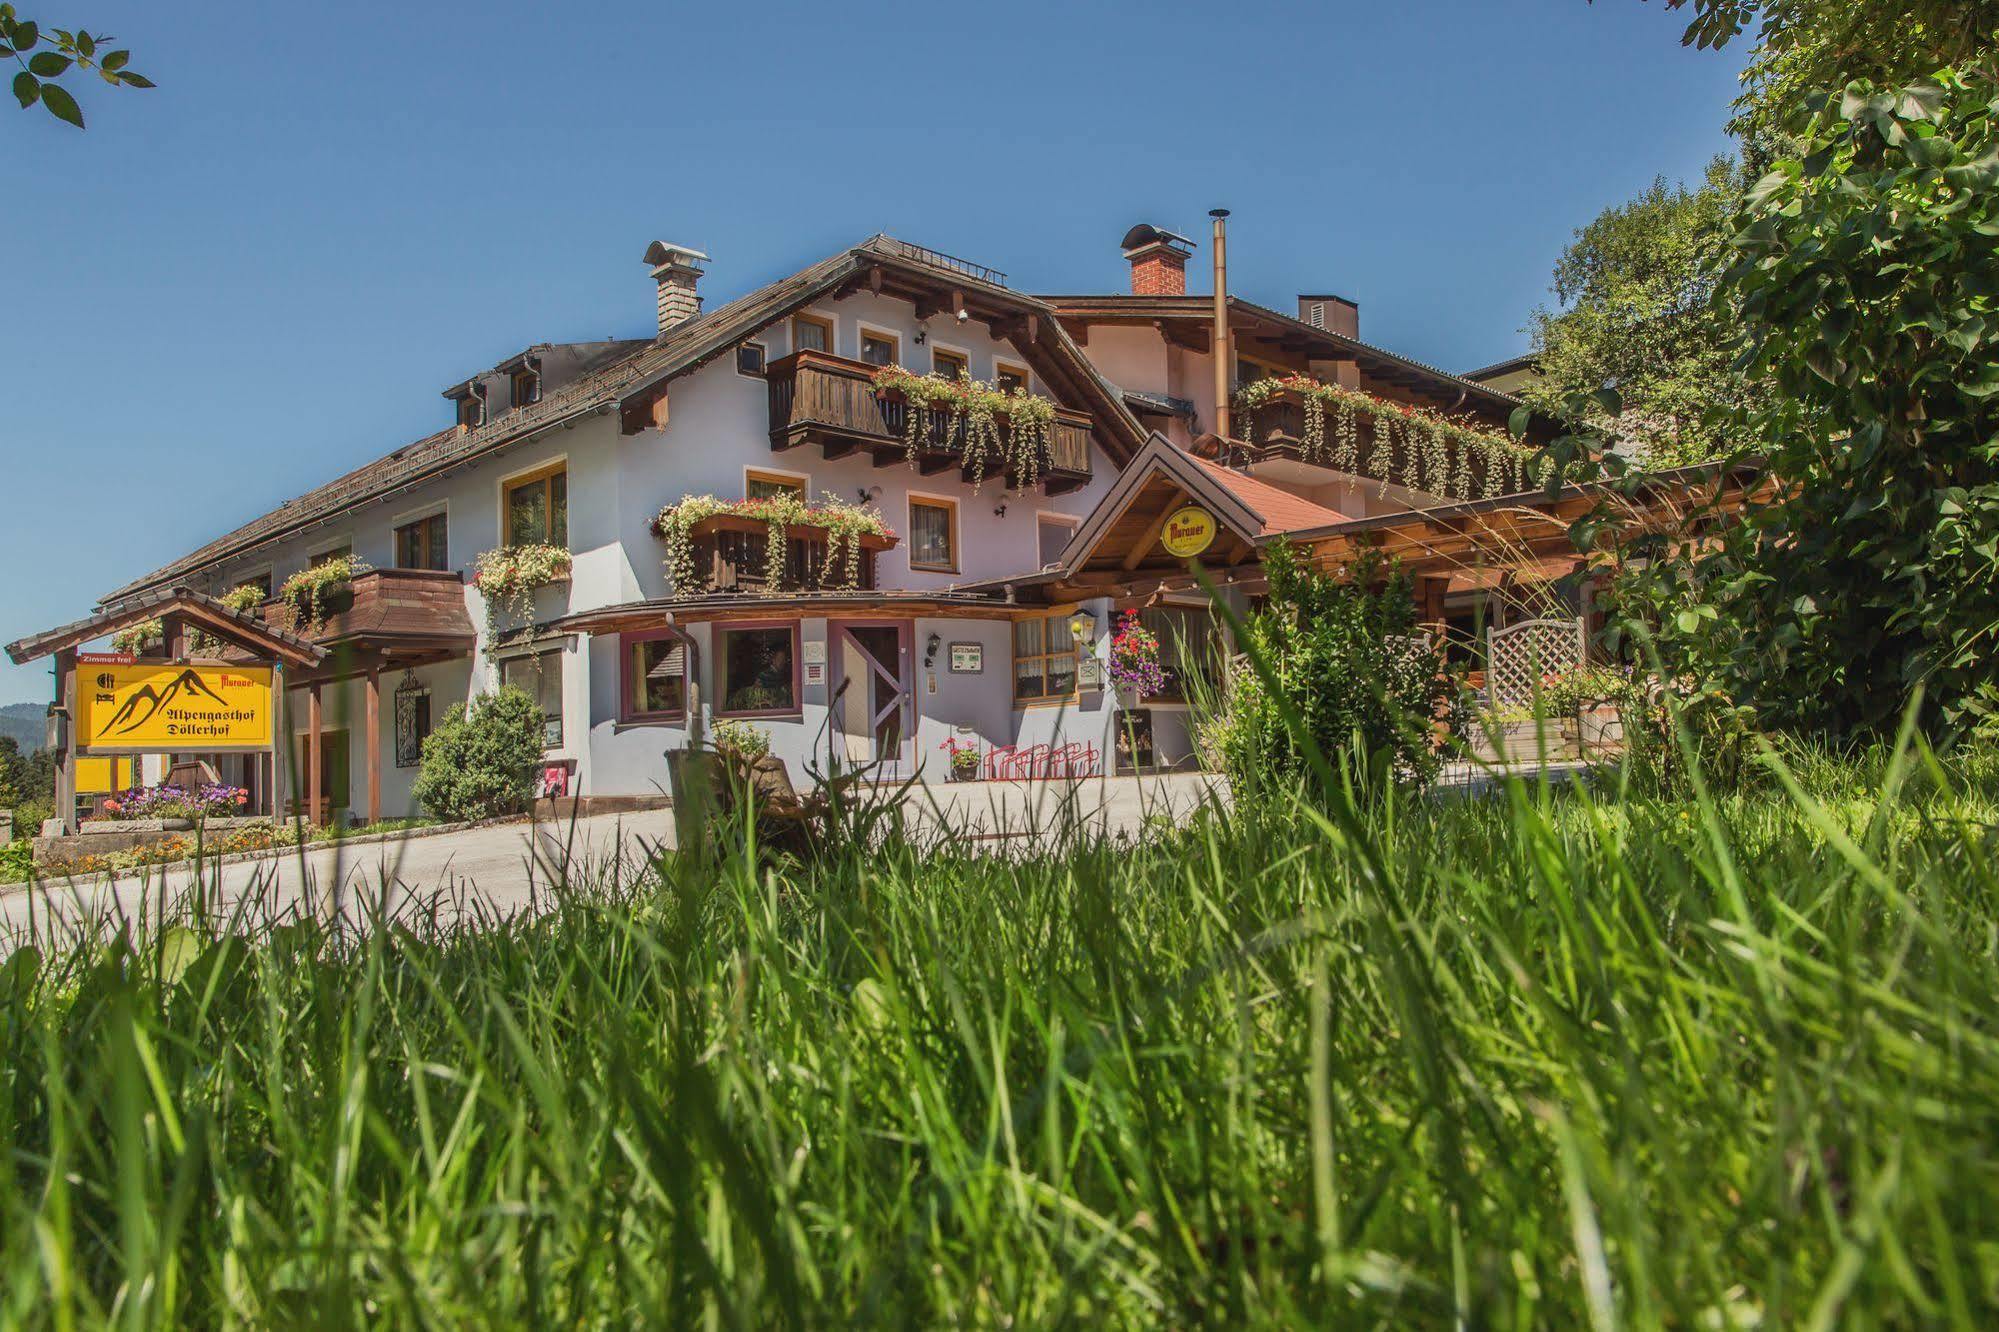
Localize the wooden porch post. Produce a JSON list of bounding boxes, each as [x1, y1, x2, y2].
[[270, 664, 288, 821], [307, 681, 324, 829], [365, 667, 381, 826], [53, 648, 77, 835]]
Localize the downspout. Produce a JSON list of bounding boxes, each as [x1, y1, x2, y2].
[[666, 611, 703, 749], [1210, 209, 1232, 442]]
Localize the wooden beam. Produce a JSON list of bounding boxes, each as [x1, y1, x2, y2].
[[365, 667, 381, 826], [868, 265, 883, 295], [1120, 500, 1180, 571], [951, 290, 965, 319], [54, 648, 77, 834], [307, 682, 323, 829]]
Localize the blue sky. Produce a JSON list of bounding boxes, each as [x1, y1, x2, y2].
[[0, 0, 1745, 707]]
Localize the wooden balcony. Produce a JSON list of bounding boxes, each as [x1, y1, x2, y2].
[[766, 349, 1094, 495], [250, 568, 477, 678], [684, 513, 896, 595], [1233, 382, 1517, 500]]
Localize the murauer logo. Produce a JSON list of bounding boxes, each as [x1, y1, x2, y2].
[[102, 667, 231, 737]]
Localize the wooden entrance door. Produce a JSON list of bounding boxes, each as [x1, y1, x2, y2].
[[835, 622, 912, 773]]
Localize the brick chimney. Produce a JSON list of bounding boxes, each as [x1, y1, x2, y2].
[[644, 241, 710, 335], [1120, 223, 1194, 296]]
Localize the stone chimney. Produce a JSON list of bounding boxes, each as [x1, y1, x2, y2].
[[644, 241, 710, 335], [1120, 223, 1194, 296], [1297, 293, 1359, 339]]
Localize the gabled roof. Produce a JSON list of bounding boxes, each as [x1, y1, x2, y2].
[[1053, 434, 1351, 576], [102, 235, 1147, 607], [1042, 293, 1525, 419], [7, 585, 326, 668]]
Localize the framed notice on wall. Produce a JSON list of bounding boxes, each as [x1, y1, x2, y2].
[[948, 642, 983, 674]]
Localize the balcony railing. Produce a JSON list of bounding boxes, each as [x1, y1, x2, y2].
[[767, 350, 1093, 494], [254, 568, 477, 650], [1233, 382, 1533, 501], [683, 513, 895, 595]]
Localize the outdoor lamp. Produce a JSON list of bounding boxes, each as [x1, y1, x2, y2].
[[925, 633, 941, 667], [1068, 613, 1093, 644]]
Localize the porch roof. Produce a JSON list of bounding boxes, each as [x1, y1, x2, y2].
[[551, 588, 1035, 635], [6, 586, 326, 669]]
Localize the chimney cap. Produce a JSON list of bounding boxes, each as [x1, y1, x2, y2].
[[1119, 223, 1194, 257], [643, 240, 710, 270]]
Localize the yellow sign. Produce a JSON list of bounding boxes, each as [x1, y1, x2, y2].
[[74, 756, 137, 794], [1160, 504, 1218, 558], [78, 662, 273, 751]]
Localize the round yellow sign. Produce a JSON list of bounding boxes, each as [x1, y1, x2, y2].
[[1160, 504, 1218, 558]]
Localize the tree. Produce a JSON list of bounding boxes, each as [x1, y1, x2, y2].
[[1524, 157, 1750, 467], [1627, 0, 1998, 149], [1607, 67, 1999, 736], [3, 5, 150, 128]]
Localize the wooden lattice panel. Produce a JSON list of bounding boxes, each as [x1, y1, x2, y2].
[[1485, 617, 1585, 709]]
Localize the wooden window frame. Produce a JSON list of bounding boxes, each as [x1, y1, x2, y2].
[[498, 647, 566, 751], [229, 567, 275, 602], [858, 324, 902, 369], [906, 493, 960, 573], [620, 628, 689, 723], [308, 539, 353, 569], [790, 312, 835, 356], [1012, 611, 1080, 706], [995, 359, 1031, 393], [931, 345, 970, 381], [455, 392, 485, 430], [393, 508, 450, 571], [510, 368, 541, 409], [744, 466, 808, 502], [736, 340, 768, 377], [716, 620, 803, 719], [500, 459, 569, 551], [1035, 512, 1079, 569]]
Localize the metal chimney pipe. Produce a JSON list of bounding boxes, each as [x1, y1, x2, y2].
[[1210, 209, 1232, 441]]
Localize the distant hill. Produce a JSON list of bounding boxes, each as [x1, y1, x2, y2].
[[0, 703, 45, 754]]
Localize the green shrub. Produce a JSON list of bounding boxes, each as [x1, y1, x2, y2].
[[1202, 541, 1462, 796], [411, 686, 546, 822]]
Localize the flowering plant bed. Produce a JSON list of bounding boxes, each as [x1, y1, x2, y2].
[[869, 365, 1058, 488], [96, 782, 250, 822], [1234, 375, 1547, 500], [652, 495, 892, 595], [1107, 612, 1168, 698], [473, 544, 572, 648]]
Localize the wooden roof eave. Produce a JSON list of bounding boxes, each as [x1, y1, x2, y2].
[[6, 588, 327, 669]]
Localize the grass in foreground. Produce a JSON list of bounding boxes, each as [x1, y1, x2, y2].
[[1, 744, 1997, 1327]]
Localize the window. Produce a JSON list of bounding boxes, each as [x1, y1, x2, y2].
[[395, 512, 448, 571], [791, 313, 833, 354], [510, 369, 540, 409], [932, 347, 968, 380], [504, 464, 568, 548], [234, 571, 273, 600], [1037, 515, 1076, 568], [745, 469, 806, 502], [1013, 613, 1078, 703], [860, 329, 899, 367], [622, 631, 687, 720], [718, 624, 798, 715], [996, 361, 1030, 393], [736, 341, 767, 377], [908, 496, 958, 571], [311, 544, 352, 568], [500, 650, 564, 748], [455, 392, 484, 430], [1234, 353, 1291, 389], [1140, 605, 1220, 703]]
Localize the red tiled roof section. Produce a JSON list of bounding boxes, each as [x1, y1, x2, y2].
[[1186, 455, 1350, 535]]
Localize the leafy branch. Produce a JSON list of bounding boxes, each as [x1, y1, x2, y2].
[[2, 5, 151, 129]]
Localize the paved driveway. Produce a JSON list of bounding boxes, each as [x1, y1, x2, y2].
[[1, 772, 1224, 949]]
